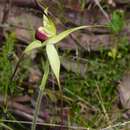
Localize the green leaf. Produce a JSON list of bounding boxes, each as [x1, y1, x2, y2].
[[46, 44, 60, 83], [109, 10, 124, 33], [46, 26, 87, 45], [43, 9, 56, 37], [24, 40, 44, 54], [40, 61, 49, 91]]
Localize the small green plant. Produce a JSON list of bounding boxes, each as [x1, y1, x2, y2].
[[0, 33, 16, 104], [109, 10, 124, 33], [108, 10, 125, 60], [0, 33, 32, 130]]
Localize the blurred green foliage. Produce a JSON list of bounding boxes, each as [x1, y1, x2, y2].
[[0, 33, 16, 95], [109, 10, 125, 33]]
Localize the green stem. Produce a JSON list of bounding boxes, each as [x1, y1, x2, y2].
[[57, 80, 64, 130], [31, 61, 49, 130], [10, 53, 25, 81], [4, 53, 24, 111]]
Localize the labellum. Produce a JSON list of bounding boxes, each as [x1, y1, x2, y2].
[[35, 26, 48, 42]]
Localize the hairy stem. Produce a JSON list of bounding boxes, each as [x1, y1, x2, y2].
[[4, 53, 24, 110], [58, 82, 64, 130], [31, 61, 49, 130]]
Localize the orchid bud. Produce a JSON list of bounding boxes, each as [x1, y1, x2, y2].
[[35, 26, 48, 42]]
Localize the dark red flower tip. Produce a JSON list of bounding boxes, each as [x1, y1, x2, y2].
[[35, 26, 48, 42]]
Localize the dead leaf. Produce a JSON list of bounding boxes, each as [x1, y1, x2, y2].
[[118, 71, 130, 117]]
